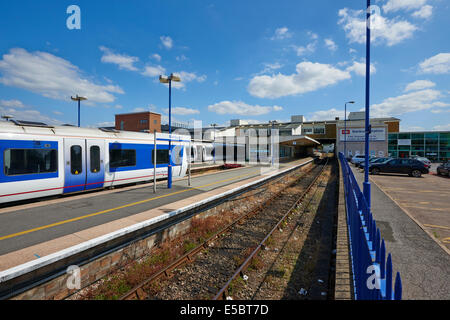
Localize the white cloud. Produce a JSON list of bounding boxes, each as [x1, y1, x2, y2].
[[271, 27, 292, 40], [160, 36, 173, 49], [402, 125, 425, 131], [99, 46, 139, 71], [383, 0, 428, 13], [0, 99, 61, 124], [294, 42, 316, 56], [412, 5, 433, 19], [370, 89, 448, 117], [176, 55, 188, 62], [418, 53, 450, 74], [52, 110, 63, 116], [163, 107, 200, 115], [248, 61, 351, 99], [208, 101, 283, 116], [168, 71, 207, 90], [0, 48, 123, 103], [307, 31, 319, 40], [404, 80, 435, 92], [346, 61, 376, 76], [141, 65, 166, 77], [324, 38, 338, 51], [308, 108, 346, 121], [151, 53, 161, 62], [338, 8, 417, 46], [433, 124, 450, 131], [0, 99, 25, 108]]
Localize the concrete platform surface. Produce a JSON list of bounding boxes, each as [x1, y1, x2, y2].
[[350, 165, 450, 300], [0, 159, 311, 271]]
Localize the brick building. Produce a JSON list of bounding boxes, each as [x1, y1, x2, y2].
[[115, 112, 161, 133]]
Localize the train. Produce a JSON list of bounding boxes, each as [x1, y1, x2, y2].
[[0, 120, 274, 204], [0, 120, 193, 204]]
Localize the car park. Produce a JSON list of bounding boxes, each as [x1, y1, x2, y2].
[[437, 162, 450, 176], [369, 158, 429, 177], [355, 156, 376, 168]]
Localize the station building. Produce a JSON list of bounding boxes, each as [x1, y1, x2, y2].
[[115, 111, 162, 133], [388, 131, 450, 162]]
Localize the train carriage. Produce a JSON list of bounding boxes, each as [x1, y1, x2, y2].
[[0, 121, 190, 204]]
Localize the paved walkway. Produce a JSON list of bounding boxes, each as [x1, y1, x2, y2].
[[350, 166, 450, 299]]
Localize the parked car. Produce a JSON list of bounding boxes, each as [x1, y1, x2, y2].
[[355, 156, 376, 168], [412, 156, 431, 169], [360, 157, 391, 169], [369, 158, 429, 177], [351, 154, 366, 166], [437, 162, 450, 176]]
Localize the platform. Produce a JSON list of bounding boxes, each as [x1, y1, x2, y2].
[[0, 158, 312, 272], [350, 165, 450, 300]]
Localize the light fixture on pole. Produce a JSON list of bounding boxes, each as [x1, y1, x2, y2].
[[159, 73, 181, 189], [364, 0, 372, 208], [71, 95, 87, 127], [269, 120, 277, 166], [344, 101, 355, 160], [211, 123, 218, 164]]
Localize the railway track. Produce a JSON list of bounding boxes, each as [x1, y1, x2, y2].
[[117, 157, 329, 300]]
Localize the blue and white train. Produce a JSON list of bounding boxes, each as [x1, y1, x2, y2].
[[0, 121, 191, 204]]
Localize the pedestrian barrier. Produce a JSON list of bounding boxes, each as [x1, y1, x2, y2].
[[339, 152, 402, 300]]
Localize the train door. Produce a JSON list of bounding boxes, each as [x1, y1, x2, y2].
[[86, 139, 105, 190], [63, 138, 86, 193]]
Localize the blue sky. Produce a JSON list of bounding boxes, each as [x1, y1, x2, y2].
[[0, 0, 449, 131]]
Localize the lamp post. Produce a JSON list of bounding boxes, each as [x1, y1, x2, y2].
[[344, 101, 355, 160], [70, 95, 87, 127], [364, 0, 372, 208], [269, 120, 277, 166], [159, 73, 181, 189], [210, 123, 218, 164]]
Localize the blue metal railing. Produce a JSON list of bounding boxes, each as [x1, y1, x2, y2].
[[339, 152, 402, 300]]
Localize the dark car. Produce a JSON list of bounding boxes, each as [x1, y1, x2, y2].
[[360, 157, 391, 169], [437, 162, 450, 176], [369, 158, 429, 177]]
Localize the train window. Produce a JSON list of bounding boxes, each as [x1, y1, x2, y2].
[[152, 149, 169, 165], [90, 146, 101, 173], [71, 145, 83, 175], [110, 149, 136, 168], [4, 148, 57, 176]]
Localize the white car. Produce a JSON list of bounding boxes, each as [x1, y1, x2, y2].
[[351, 154, 366, 165]]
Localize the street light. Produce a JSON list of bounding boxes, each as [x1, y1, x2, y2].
[[159, 73, 181, 189], [364, 0, 372, 207], [344, 101, 355, 160], [210, 123, 218, 164], [269, 120, 277, 166], [71, 95, 87, 127]]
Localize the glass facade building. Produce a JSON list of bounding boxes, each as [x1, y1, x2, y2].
[[388, 131, 450, 162]]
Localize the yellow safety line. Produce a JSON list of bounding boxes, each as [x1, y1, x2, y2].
[[0, 171, 258, 241], [423, 224, 450, 231]]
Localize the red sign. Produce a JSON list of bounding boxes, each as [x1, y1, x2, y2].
[[341, 129, 350, 134]]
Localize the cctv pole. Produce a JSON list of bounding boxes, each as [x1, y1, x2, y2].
[[363, 0, 372, 208], [168, 78, 172, 189], [154, 130, 157, 193]]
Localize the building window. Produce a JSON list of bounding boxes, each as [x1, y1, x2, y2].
[[154, 120, 158, 124], [110, 149, 136, 168], [139, 119, 148, 125], [4, 148, 57, 176], [120, 120, 124, 130], [313, 127, 325, 134], [303, 128, 313, 134]]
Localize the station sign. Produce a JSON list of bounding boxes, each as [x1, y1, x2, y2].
[[339, 127, 385, 142]]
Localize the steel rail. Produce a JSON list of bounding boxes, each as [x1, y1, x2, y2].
[[118, 161, 319, 300], [213, 157, 329, 300]]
